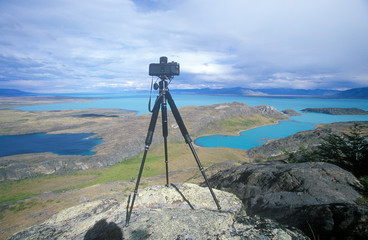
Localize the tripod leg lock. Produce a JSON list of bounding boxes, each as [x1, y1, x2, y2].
[[145, 130, 154, 145], [184, 134, 192, 144]]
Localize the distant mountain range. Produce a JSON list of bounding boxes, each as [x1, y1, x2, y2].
[[331, 87, 368, 99], [0, 89, 36, 97], [1, 87, 367, 99], [171, 87, 368, 99]]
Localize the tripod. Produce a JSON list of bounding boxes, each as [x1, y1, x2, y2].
[[125, 77, 221, 226]]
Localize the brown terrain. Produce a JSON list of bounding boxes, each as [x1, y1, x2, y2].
[[1, 96, 367, 240], [0, 96, 288, 239]]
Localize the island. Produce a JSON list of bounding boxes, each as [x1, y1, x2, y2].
[[301, 107, 368, 115]]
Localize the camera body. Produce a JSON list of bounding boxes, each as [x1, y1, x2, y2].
[[149, 56, 180, 77]]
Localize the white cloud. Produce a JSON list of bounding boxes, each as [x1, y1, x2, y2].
[[0, 0, 367, 92]]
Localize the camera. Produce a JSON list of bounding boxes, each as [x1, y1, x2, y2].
[[149, 56, 180, 77]]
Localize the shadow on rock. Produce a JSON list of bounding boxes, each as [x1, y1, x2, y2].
[[84, 219, 122, 240], [130, 229, 151, 240], [171, 183, 194, 209]]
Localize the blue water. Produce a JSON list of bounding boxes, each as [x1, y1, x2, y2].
[[0, 133, 102, 157], [18, 93, 368, 115], [195, 111, 368, 150], [195, 120, 316, 150], [14, 93, 368, 151]]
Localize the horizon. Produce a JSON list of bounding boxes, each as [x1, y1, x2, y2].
[[2, 86, 366, 95], [1, 0, 368, 93]]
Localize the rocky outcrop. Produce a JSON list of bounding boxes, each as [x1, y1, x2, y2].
[[247, 128, 330, 160], [8, 183, 309, 240], [281, 109, 301, 116], [207, 161, 368, 239], [247, 121, 368, 161]]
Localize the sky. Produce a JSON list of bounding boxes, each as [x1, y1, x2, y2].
[[0, 0, 368, 93]]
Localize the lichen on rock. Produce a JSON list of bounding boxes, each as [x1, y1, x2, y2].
[[8, 183, 309, 240]]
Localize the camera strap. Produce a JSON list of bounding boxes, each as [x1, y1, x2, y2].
[[148, 76, 154, 113], [148, 76, 172, 113]]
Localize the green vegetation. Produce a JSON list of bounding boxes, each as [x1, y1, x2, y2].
[[0, 154, 162, 205], [359, 176, 368, 196], [7, 199, 39, 213], [0, 140, 245, 208], [90, 153, 165, 185], [0, 174, 99, 204], [318, 124, 367, 177], [0, 199, 39, 220], [287, 124, 367, 176], [199, 115, 282, 136]]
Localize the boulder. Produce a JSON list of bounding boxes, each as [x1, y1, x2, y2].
[[8, 183, 309, 240], [207, 161, 368, 239]]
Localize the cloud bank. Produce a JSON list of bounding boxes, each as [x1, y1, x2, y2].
[[0, 0, 367, 92]]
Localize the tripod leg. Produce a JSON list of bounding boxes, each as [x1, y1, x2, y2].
[[125, 95, 162, 226], [166, 92, 221, 211], [161, 93, 169, 186]]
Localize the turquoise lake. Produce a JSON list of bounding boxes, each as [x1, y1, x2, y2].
[[17, 93, 368, 115], [14, 93, 368, 151], [0, 133, 102, 157], [195, 120, 316, 150]]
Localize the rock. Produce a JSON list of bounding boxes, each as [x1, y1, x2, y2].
[[247, 128, 330, 160], [131, 183, 241, 213], [8, 183, 309, 240], [281, 109, 301, 116], [207, 161, 368, 239], [289, 203, 368, 239]]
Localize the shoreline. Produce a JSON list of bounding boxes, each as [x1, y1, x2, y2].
[[193, 119, 288, 149]]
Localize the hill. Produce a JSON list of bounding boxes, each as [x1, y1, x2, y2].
[[0, 89, 35, 97], [330, 87, 368, 99]]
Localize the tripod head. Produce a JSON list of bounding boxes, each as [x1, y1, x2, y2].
[[153, 77, 170, 91]]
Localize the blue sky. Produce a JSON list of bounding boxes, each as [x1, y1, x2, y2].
[[0, 0, 367, 93]]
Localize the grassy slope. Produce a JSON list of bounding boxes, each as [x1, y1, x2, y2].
[[197, 114, 282, 136], [0, 140, 247, 204]]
